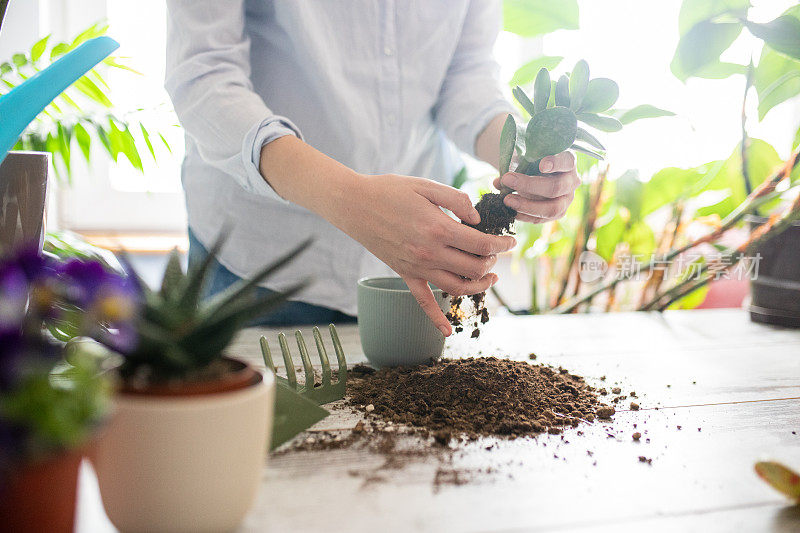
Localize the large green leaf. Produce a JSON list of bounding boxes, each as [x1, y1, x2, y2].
[[579, 78, 619, 114], [499, 114, 517, 176], [533, 68, 551, 113], [641, 166, 704, 216], [678, 0, 750, 35], [510, 55, 562, 87], [524, 106, 577, 161], [569, 59, 590, 111], [614, 170, 645, 222], [754, 45, 800, 120], [745, 12, 800, 61], [609, 104, 676, 125], [625, 221, 657, 259], [577, 113, 622, 132], [503, 0, 579, 38], [671, 21, 743, 81], [594, 208, 625, 261]]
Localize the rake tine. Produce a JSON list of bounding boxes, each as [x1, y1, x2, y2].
[[259, 336, 276, 374], [312, 326, 332, 387], [277, 333, 297, 389], [329, 324, 347, 384], [295, 331, 315, 391]]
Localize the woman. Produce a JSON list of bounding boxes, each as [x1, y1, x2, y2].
[[165, 1, 579, 335]]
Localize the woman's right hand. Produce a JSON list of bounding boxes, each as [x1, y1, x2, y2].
[[327, 173, 516, 336]]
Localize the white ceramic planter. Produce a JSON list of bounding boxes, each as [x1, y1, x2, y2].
[[94, 370, 275, 533]]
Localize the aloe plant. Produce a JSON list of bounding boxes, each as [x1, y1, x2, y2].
[[116, 234, 310, 384]]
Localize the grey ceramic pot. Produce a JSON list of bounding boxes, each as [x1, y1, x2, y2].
[[357, 276, 449, 368], [0, 152, 49, 252]]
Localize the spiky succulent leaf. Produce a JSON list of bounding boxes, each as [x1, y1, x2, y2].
[[579, 78, 619, 113], [159, 248, 184, 300], [179, 228, 230, 311], [512, 85, 536, 116], [524, 106, 578, 161], [555, 75, 571, 107], [533, 68, 551, 113], [569, 60, 590, 110], [578, 112, 623, 132], [499, 114, 517, 176]]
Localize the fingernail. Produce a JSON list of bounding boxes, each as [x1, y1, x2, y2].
[[438, 325, 450, 337], [541, 159, 554, 172]]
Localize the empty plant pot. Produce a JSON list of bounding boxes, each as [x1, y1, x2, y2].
[[747, 215, 800, 328], [0, 152, 48, 252], [93, 360, 275, 533]]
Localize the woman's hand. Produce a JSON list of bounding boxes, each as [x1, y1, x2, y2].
[[329, 174, 516, 336], [492, 151, 580, 223]]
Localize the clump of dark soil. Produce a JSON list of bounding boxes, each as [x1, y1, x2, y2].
[[469, 193, 517, 235], [348, 357, 610, 438], [448, 193, 516, 337]]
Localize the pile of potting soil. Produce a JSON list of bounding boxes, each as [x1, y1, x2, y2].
[[348, 357, 613, 440]]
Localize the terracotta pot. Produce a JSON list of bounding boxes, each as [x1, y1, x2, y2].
[[94, 359, 275, 533], [0, 152, 48, 252], [0, 441, 92, 533]]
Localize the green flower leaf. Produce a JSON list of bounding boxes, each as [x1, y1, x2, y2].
[[499, 114, 517, 176], [533, 68, 551, 113], [569, 59, 589, 111], [31, 35, 50, 63], [524, 106, 578, 161], [555, 74, 570, 107], [579, 78, 619, 113], [577, 113, 623, 132]]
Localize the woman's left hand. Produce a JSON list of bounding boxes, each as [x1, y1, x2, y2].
[[491, 151, 580, 224]]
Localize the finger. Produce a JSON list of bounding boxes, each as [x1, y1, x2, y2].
[[446, 222, 516, 256], [539, 151, 576, 173], [406, 277, 451, 337], [516, 213, 551, 224], [504, 192, 573, 220], [435, 247, 497, 280], [429, 270, 499, 297], [417, 181, 480, 225], [500, 171, 580, 199]]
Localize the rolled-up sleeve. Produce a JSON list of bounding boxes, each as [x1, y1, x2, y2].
[[165, 0, 299, 201], [432, 0, 514, 157]]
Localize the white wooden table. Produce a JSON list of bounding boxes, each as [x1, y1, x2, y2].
[[77, 309, 800, 532]]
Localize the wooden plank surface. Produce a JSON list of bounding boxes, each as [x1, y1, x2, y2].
[[76, 309, 800, 532]]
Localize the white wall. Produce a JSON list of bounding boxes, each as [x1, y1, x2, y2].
[[0, 1, 39, 59]]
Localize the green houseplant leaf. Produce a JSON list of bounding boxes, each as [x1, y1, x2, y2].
[[577, 113, 623, 132], [745, 12, 800, 61], [503, 0, 579, 37], [524, 106, 578, 161], [512, 85, 536, 116], [499, 114, 517, 176], [533, 67, 551, 113], [609, 104, 676, 125], [555, 75, 570, 107], [677, 0, 750, 35], [671, 21, 743, 81], [568, 59, 590, 111], [576, 127, 605, 151], [579, 78, 619, 113], [510, 55, 562, 87], [754, 45, 800, 120]]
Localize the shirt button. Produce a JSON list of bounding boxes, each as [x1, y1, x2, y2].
[[383, 46, 394, 56]]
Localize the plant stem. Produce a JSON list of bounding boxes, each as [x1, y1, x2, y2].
[[741, 60, 754, 198], [552, 148, 800, 314]]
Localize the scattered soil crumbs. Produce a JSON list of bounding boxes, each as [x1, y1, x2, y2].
[[347, 357, 609, 438], [446, 192, 516, 338]]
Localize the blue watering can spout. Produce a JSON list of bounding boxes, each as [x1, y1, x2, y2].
[[0, 36, 119, 165]]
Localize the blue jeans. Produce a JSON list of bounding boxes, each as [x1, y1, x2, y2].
[[187, 229, 356, 327]]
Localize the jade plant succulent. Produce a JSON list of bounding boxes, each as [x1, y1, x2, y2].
[[116, 234, 309, 385]]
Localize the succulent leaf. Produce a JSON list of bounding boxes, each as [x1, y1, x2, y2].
[[512, 85, 536, 116], [579, 78, 620, 113], [524, 106, 578, 161], [569, 60, 590, 110], [533, 68, 551, 113], [571, 143, 605, 160], [159, 248, 184, 300], [576, 127, 606, 150], [499, 114, 517, 176], [555, 75, 571, 107], [577, 113, 623, 132]]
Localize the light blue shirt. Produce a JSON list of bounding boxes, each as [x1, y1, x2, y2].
[[165, 0, 512, 314]]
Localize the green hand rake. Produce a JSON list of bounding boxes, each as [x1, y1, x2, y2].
[[261, 324, 348, 450]]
